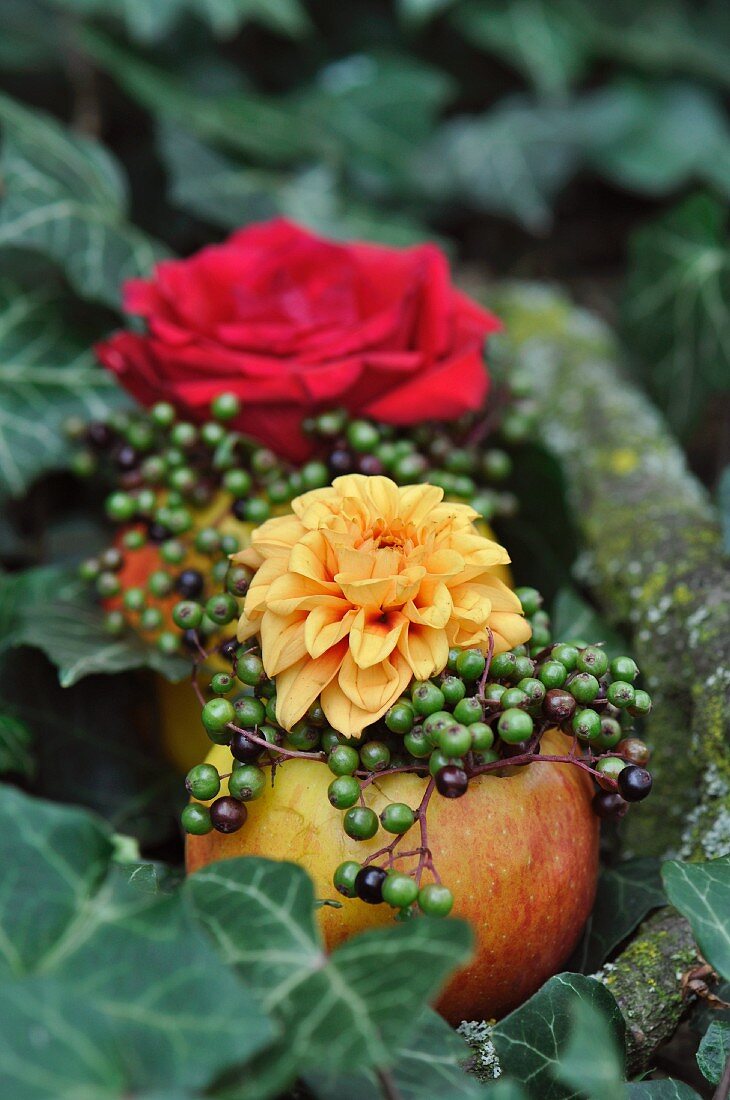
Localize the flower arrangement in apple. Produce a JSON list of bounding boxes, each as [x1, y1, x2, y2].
[[69, 218, 655, 1022]]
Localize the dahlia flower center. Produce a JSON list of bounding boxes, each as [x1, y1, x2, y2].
[[355, 517, 418, 555]]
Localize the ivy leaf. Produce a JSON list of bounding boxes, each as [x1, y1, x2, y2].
[[0, 786, 273, 1096], [662, 857, 730, 979], [0, 565, 189, 686], [305, 1007, 490, 1099], [158, 125, 433, 246], [492, 973, 625, 1099], [0, 713, 33, 779], [696, 1020, 730, 1085], [622, 193, 730, 438], [551, 587, 625, 657], [626, 1083, 702, 1099], [552, 999, 625, 1100], [187, 858, 472, 1083], [81, 29, 314, 165], [51, 0, 310, 41], [0, 93, 165, 307], [0, 280, 128, 501], [569, 858, 666, 973]]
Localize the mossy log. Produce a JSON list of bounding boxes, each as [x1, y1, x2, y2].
[[490, 283, 730, 862], [458, 282, 729, 1073]]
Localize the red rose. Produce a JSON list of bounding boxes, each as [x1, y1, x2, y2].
[[97, 219, 500, 462]]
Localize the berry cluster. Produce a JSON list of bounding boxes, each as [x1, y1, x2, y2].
[[72, 390, 529, 644], [179, 582, 654, 920]]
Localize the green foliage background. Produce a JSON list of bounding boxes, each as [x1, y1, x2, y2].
[[0, 2, 728, 1097]]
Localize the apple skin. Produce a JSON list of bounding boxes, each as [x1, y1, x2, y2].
[[186, 728, 599, 1022]]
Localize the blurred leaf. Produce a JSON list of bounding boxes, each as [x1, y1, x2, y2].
[[0, 714, 33, 778], [0, 565, 189, 686], [159, 125, 432, 245], [553, 999, 625, 1100], [551, 588, 625, 656], [82, 29, 314, 164], [453, 1, 589, 99], [492, 973, 625, 1099], [622, 193, 730, 438], [0, 648, 181, 840], [569, 858, 666, 974], [0, 280, 127, 501], [0, 0, 61, 70], [188, 857, 472, 1090], [696, 1020, 730, 1085], [586, 82, 730, 198], [413, 96, 579, 231], [663, 856, 730, 979], [305, 1007, 491, 1099], [52, 0, 310, 40], [398, 0, 457, 26], [0, 93, 165, 307], [626, 1084, 702, 1099], [0, 786, 273, 1096]]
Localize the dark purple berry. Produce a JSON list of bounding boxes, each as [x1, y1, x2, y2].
[[182, 629, 200, 651], [592, 791, 627, 819], [543, 688, 576, 724], [354, 865, 387, 904], [328, 449, 353, 474], [210, 796, 247, 833], [115, 444, 139, 471], [85, 421, 114, 449], [617, 765, 653, 802], [435, 765, 468, 798], [501, 738, 540, 758], [357, 454, 385, 475], [148, 522, 170, 544], [232, 499, 248, 522], [230, 730, 262, 764], [219, 637, 239, 662], [175, 569, 204, 599]]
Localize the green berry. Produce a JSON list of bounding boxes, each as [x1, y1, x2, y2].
[[568, 673, 600, 704], [455, 649, 486, 681], [286, 722, 321, 752], [223, 469, 252, 497], [301, 461, 329, 490], [202, 698, 235, 733], [497, 708, 534, 744], [515, 587, 541, 617], [412, 682, 446, 717], [185, 763, 220, 801], [233, 697, 266, 729], [151, 401, 175, 428], [438, 723, 472, 757], [576, 646, 608, 677], [598, 717, 623, 749], [236, 653, 264, 685], [170, 422, 198, 449], [211, 392, 241, 421], [347, 420, 380, 453], [105, 491, 136, 523], [157, 631, 180, 655], [343, 806, 379, 841], [328, 745, 360, 776], [181, 803, 213, 835], [607, 681, 635, 709], [610, 656, 639, 682], [226, 566, 251, 598], [423, 711, 455, 745], [173, 601, 202, 630], [205, 593, 238, 625], [629, 690, 652, 717], [538, 660, 567, 689], [123, 587, 146, 613], [440, 676, 466, 706], [483, 683, 506, 704], [333, 860, 360, 897], [470, 722, 494, 751], [596, 757, 626, 782], [211, 672, 234, 695], [328, 775, 361, 809], [380, 803, 415, 835], [385, 702, 414, 735], [489, 652, 517, 680], [148, 569, 174, 598], [359, 741, 391, 772], [482, 449, 512, 481], [418, 883, 454, 917], [513, 655, 535, 680], [572, 708, 602, 742], [382, 873, 419, 909], [229, 765, 266, 801], [201, 421, 226, 448], [517, 678, 546, 706], [103, 610, 125, 635], [241, 497, 270, 523], [404, 727, 432, 758], [195, 528, 221, 556], [160, 539, 185, 564], [500, 688, 528, 709], [447, 648, 461, 672], [552, 643, 579, 670], [429, 749, 461, 777], [122, 529, 146, 551], [140, 607, 163, 632], [453, 697, 483, 725]]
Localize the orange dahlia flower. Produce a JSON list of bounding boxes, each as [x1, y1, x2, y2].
[[233, 475, 531, 736]]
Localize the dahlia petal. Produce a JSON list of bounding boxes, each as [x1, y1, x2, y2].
[[243, 557, 291, 616], [260, 611, 308, 677], [336, 574, 395, 609], [398, 623, 449, 681], [489, 612, 533, 654], [304, 604, 357, 659], [349, 609, 407, 669], [275, 641, 348, 731], [397, 483, 444, 525], [404, 580, 452, 629], [322, 651, 411, 736]]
